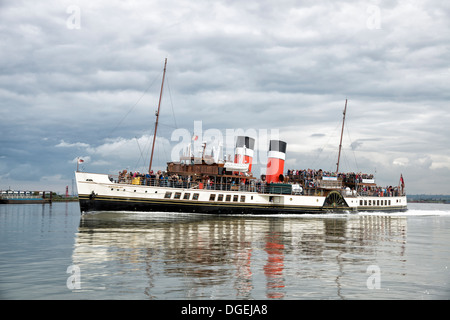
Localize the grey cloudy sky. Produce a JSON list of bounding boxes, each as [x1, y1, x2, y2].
[[1, 0, 449, 194]]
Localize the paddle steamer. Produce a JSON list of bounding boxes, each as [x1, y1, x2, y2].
[[76, 59, 407, 214]]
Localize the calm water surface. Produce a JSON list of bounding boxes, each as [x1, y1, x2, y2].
[[0, 202, 449, 300]]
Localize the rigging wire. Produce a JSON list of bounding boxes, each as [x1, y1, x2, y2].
[[79, 63, 177, 174], [133, 136, 146, 172], [346, 122, 360, 172], [310, 120, 341, 169], [334, 107, 360, 174], [140, 122, 156, 172], [105, 70, 163, 140], [166, 75, 178, 129], [137, 74, 179, 172], [341, 148, 351, 173], [87, 69, 164, 165]]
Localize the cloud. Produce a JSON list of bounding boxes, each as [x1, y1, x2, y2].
[[393, 157, 409, 167], [1, 0, 450, 194], [56, 140, 90, 148], [431, 159, 450, 170]]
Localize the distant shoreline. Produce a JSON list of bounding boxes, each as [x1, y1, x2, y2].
[[408, 194, 450, 204], [409, 200, 450, 204]]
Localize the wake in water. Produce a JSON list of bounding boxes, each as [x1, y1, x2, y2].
[[79, 202, 450, 221], [358, 210, 450, 217], [365, 202, 450, 216]]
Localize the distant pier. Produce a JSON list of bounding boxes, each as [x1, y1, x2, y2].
[[0, 190, 53, 204]]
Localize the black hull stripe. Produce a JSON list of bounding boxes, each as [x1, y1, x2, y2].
[[79, 195, 323, 211], [78, 196, 407, 214]]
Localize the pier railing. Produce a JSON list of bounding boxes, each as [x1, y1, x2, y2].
[[0, 191, 53, 201]]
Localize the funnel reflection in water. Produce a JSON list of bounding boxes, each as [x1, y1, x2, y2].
[[264, 232, 285, 299]]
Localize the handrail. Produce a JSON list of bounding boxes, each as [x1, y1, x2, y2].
[[106, 174, 405, 197]]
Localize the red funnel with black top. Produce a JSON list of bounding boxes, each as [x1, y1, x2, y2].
[[234, 136, 256, 173], [266, 140, 287, 183]]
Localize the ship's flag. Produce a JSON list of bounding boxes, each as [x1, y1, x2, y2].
[[192, 135, 198, 141], [76, 158, 85, 172], [400, 174, 405, 188]]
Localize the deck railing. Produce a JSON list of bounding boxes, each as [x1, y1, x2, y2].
[[107, 175, 404, 197]]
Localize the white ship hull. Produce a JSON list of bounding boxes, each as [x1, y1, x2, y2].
[[76, 172, 407, 214]]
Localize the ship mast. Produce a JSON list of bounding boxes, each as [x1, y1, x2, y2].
[[336, 99, 347, 174], [148, 58, 167, 174]]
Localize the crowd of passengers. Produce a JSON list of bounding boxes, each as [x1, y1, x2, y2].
[[115, 169, 402, 196], [118, 170, 185, 186], [117, 169, 258, 191], [286, 169, 374, 183], [285, 169, 401, 196]]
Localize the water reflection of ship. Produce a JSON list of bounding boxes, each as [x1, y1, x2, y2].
[[73, 213, 406, 299]]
